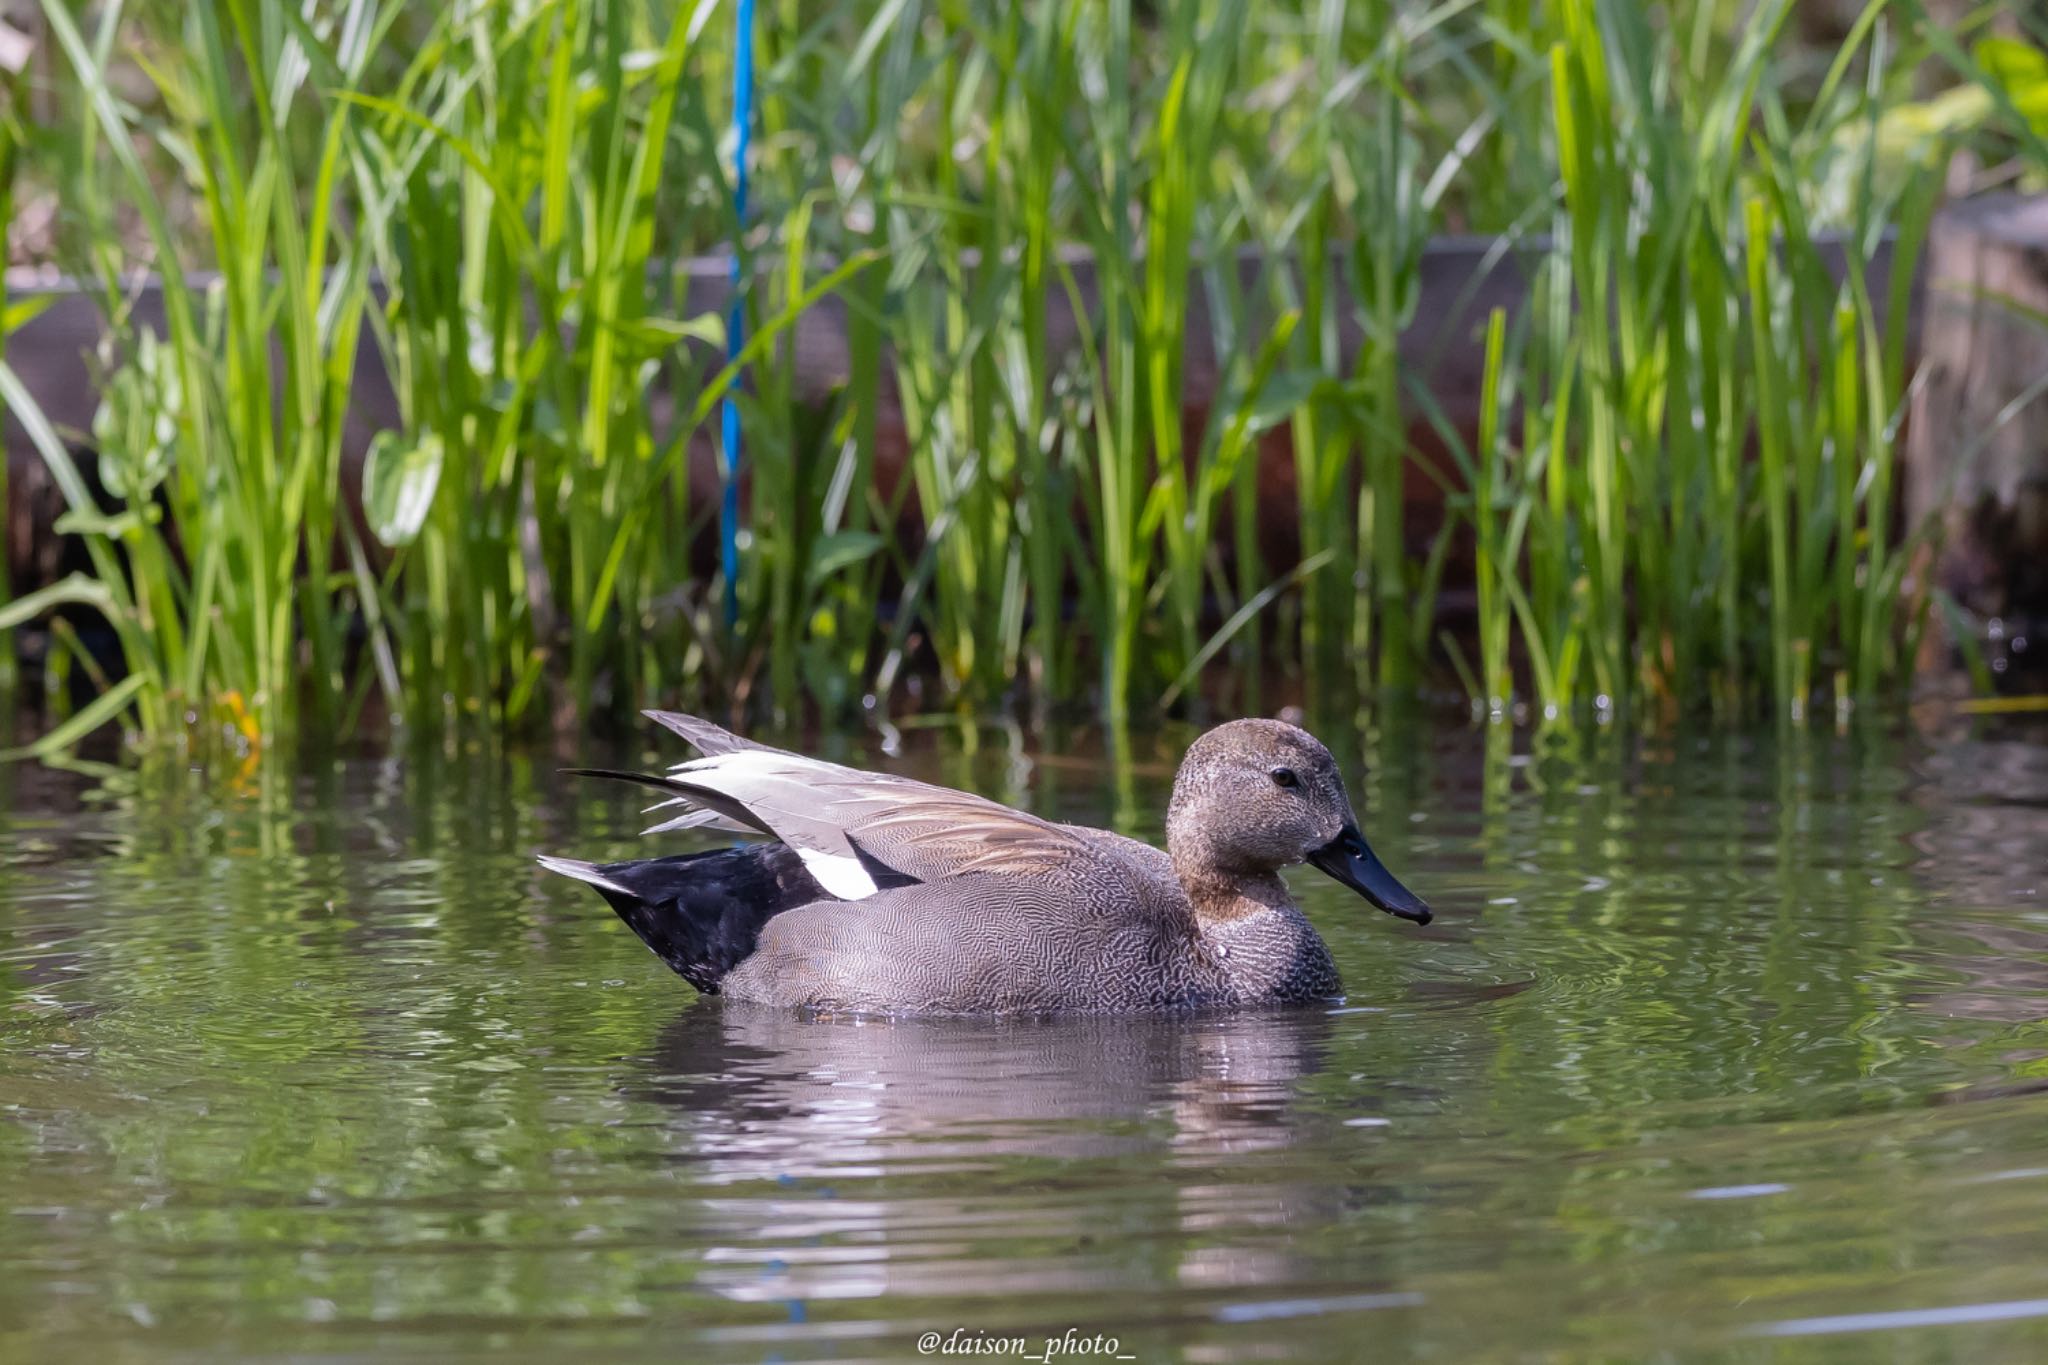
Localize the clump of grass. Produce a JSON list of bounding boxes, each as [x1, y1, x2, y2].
[[1484, 0, 1942, 725], [4, 0, 387, 753], [0, 0, 1982, 754]]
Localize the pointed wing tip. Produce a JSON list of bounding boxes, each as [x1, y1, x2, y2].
[[536, 855, 632, 896], [642, 709, 765, 757], [642, 709, 714, 735], [640, 808, 745, 837]]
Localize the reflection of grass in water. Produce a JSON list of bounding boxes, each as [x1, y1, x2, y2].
[[0, 0, 1998, 755], [1299, 725, 2047, 1337], [1318, 727, 1960, 1125], [0, 725, 2043, 1349]]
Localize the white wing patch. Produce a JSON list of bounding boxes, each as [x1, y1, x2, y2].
[[795, 846, 880, 900], [668, 748, 820, 782]]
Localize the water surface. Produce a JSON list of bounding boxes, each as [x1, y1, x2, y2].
[[1, 720, 2045, 1362]]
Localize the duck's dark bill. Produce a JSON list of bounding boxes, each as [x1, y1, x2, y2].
[[1308, 824, 1433, 925]]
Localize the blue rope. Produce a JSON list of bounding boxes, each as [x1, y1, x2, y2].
[[719, 0, 755, 628]]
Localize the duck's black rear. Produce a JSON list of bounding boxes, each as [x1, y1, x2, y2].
[[546, 845, 826, 992]]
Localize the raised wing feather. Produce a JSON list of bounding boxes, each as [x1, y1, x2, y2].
[[560, 766, 759, 836], [642, 710, 780, 758], [664, 749, 1104, 899], [576, 712, 782, 836]]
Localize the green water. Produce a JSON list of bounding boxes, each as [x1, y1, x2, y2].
[[1, 721, 2045, 1363]]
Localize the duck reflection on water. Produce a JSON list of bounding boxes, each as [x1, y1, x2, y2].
[[624, 1003, 1410, 1308]]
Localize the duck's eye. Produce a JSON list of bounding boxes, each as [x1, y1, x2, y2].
[[1269, 766, 1299, 789]]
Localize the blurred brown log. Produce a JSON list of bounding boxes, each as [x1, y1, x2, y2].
[[1907, 193, 2048, 687]]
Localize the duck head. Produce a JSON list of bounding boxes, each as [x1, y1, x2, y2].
[[1165, 718, 1432, 925]]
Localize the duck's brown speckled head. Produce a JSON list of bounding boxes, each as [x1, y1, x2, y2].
[[1166, 719, 1431, 925]]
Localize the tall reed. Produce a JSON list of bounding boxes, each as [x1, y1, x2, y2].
[[0, 0, 1978, 753], [1448, 0, 1942, 726], [5, 0, 386, 751]]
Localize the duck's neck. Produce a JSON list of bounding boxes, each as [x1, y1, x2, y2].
[[1167, 817, 1337, 998], [1165, 813, 1273, 913], [1181, 867, 1291, 922], [1177, 867, 1341, 1004]]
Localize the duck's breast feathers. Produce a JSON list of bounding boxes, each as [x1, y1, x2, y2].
[[663, 749, 1113, 900]]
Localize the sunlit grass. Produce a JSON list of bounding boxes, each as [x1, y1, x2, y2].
[[0, 0, 1996, 754]]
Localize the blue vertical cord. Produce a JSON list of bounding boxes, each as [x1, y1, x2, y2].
[[720, 0, 755, 627]]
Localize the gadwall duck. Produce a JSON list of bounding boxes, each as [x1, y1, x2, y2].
[[539, 712, 1431, 1014]]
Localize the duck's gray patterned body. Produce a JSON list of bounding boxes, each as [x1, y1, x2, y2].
[[540, 713, 1427, 1015]]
